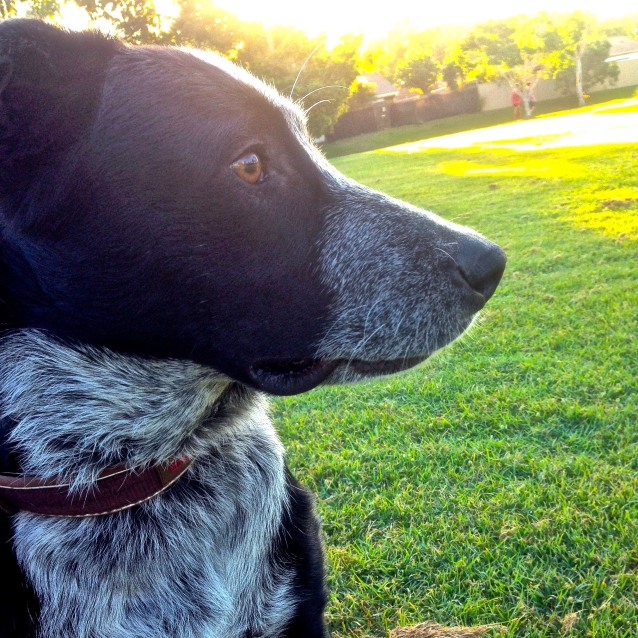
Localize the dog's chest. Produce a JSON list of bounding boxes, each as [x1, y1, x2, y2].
[[0, 333, 297, 637], [12, 433, 294, 638]]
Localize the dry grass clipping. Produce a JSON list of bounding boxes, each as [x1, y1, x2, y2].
[[389, 621, 506, 638]]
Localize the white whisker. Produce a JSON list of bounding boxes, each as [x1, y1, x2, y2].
[[297, 85, 348, 104], [305, 99, 333, 115], [289, 41, 324, 99]]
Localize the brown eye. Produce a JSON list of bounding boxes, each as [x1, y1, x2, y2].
[[230, 153, 264, 184]]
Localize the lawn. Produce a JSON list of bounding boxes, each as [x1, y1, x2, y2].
[[274, 99, 638, 636]]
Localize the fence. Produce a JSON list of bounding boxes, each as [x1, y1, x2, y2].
[[329, 84, 480, 141]]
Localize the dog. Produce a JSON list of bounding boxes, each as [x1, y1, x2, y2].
[[0, 19, 505, 638]]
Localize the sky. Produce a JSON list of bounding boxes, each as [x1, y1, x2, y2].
[[212, 0, 636, 42]]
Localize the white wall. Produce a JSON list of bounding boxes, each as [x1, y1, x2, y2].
[[477, 62, 638, 112]]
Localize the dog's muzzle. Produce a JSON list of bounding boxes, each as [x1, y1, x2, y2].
[[247, 225, 506, 396]]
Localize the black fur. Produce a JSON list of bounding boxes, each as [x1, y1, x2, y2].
[[278, 470, 329, 637], [1, 415, 38, 637], [0, 511, 39, 638], [0, 21, 332, 385]]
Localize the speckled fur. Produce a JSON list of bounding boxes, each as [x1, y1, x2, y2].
[[2, 331, 297, 638]]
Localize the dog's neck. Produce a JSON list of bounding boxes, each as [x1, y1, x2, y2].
[[0, 330, 251, 488]]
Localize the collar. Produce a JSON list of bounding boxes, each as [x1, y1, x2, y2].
[[0, 379, 240, 518], [0, 457, 193, 518]]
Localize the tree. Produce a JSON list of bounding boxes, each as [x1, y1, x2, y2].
[[553, 38, 619, 102], [580, 40, 620, 90], [395, 55, 439, 94], [600, 13, 638, 37], [492, 14, 550, 114], [542, 12, 619, 106], [347, 80, 376, 110], [77, 0, 165, 44], [237, 29, 359, 138], [7, 0, 356, 137], [163, 0, 241, 54], [456, 19, 522, 83], [451, 12, 620, 107], [1, 0, 59, 19], [441, 62, 462, 90], [291, 35, 360, 138]]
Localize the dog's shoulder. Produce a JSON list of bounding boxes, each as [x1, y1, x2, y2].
[[0, 516, 39, 638], [276, 469, 329, 636]]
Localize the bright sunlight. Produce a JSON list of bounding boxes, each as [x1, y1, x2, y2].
[[211, 0, 633, 41]]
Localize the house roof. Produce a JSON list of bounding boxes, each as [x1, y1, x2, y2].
[[606, 36, 638, 62], [357, 72, 398, 98]]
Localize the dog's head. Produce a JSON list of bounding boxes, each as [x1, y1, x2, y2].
[[0, 20, 505, 395]]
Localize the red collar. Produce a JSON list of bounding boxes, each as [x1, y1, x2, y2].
[[0, 457, 192, 518]]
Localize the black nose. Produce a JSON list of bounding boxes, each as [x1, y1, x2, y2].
[[454, 237, 506, 301]]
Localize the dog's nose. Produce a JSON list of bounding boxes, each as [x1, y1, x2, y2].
[[454, 237, 506, 302]]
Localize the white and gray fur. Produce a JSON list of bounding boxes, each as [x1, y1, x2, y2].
[[1, 330, 295, 638], [312, 171, 489, 385]]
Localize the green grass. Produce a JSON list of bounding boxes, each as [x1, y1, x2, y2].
[[323, 85, 638, 159], [274, 100, 638, 636]]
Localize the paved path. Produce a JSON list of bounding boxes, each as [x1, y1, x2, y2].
[[386, 99, 638, 153]]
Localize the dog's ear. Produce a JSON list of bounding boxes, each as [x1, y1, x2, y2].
[[0, 19, 121, 193]]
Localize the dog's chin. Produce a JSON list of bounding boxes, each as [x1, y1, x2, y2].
[[248, 356, 429, 396]]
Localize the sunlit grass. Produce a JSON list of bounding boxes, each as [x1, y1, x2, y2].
[[275, 97, 638, 637], [567, 185, 638, 240], [371, 102, 638, 242], [336, 146, 637, 243], [431, 145, 638, 240], [439, 156, 588, 180], [591, 101, 638, 115]]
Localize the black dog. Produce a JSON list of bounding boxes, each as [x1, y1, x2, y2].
[[0, 20, 505, 638]]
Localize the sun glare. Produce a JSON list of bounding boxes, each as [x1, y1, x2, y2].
[[46, 0, 635, 43], [211, 0, 634, 42], [57, 2, 90, 31]]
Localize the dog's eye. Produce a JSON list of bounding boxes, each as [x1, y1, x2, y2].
[[231, 153, 264, 185]]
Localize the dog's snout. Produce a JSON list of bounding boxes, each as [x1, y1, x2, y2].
[[453, 237, 506, 302]]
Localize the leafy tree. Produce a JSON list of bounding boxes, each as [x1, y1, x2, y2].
[[494, 14, 549, 99], [451, 12, 620, 106], [541, 12, 618, 106], [581, 40, 620, 89], [600, 14, 638, 37], [164, 0, 241, 54], [395, 55, 439, 94], [8, 2, 627, 131], [237, 28, 359, 138], [441, 62, 461, 90], [1, 0, 59, 19], [76, 0, 165, 43], [457, 19, 522, 82], [8, 0, 356, 137], [347, 79, 376, 110], [292, 36, 360, 138], [552, 38, 619, 101]]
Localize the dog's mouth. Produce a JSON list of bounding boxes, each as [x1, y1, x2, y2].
[[248, 356, 427, 395]]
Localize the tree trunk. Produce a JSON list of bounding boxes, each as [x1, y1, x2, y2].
[[575, 51, 585, 107]]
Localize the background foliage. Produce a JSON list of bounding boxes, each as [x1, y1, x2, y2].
[[1, 1, 636, 134]]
